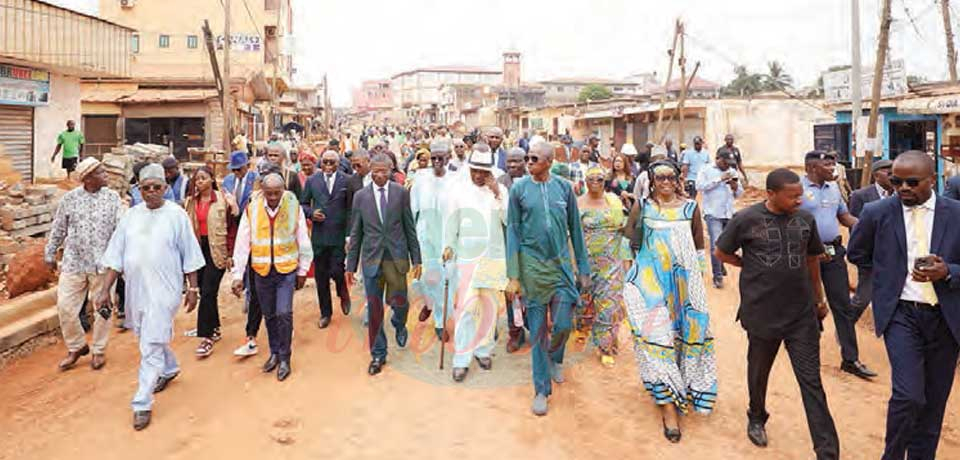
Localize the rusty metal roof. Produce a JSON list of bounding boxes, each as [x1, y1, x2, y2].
[[82, 88, 218, 103]]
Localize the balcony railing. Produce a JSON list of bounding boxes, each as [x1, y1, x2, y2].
[[0, 0, 133, 78]]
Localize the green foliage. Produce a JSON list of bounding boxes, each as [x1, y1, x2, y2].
[[578, 84, 613, 102]]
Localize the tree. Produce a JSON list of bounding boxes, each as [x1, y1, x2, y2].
[[578, 84, 613, 102], [906, 75, 928, 86], [764, 61, 794, 90], [723, 65, 765, 97]]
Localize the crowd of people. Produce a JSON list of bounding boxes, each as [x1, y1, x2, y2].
[[39, 121, 959, 460]]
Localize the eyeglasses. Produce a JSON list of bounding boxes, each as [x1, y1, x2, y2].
[[430, 156, 446, 162], [321, 159, 338, 165], [890, 176, 925, 187], [653, 174, 677, 182], [524, 155, 540, 163], [141, 184, 164, 192], [586, 176, 604, 183]]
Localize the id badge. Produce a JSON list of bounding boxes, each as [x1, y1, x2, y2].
[[825, 245, 836, 257]]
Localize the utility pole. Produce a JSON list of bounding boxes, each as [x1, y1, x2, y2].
[[861, 0, 892, 187], [223, 0, 233, 152], [654, 19, 681, 143], [677, 21, 688, 148], [271, 2, 281, 135], [943, 0, 958, 83], [851, 0, 863, 167]]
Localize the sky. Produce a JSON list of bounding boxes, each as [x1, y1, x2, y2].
[[53, 0, 952, 107]]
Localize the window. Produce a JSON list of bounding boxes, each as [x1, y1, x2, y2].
[[159, 34, 170, 48], [131, 34, 140, 53], [556, 86, 564, 92], [613, 86, 623, 92], [187, 35, 198, 49]]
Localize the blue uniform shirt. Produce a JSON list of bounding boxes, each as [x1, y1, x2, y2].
[[681, 148, 711, 180], [800, 176, 847, 243]]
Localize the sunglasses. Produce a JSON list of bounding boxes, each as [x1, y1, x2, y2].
[[889, 176, 925, 187], [524, 155, 541, 163], [653, 174, 677, 182], [586, 176, 604, 183], [321, 159, 338, 165], [430, 156, 446, 162], [141, 184, 164, 192]]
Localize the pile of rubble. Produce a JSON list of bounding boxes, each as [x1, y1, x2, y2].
[[0, 185, 59, 239]]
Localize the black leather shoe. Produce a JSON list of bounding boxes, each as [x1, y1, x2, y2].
[[317, 316, 331, 329], [277, 361, 291, 381], [396, 328, 408, 348], [133, 410, 152, 431], [747, 420, 768, 447], [340, 298, 352, 316], [452, 367, 468, 382], [841, 360, 878, 379], [368, 357, 385, 375], [418, 306, 432, 322], [475, 356, 492, 370], [262, 354, 279, 373], [153, 371, 179, 394]]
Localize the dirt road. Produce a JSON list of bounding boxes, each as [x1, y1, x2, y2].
[[1, 270, 958, 460]]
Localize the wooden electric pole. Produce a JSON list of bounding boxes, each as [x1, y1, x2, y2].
[[677, 21, 688, 148], [943, 0, 958, 83], [851, 0, 863, 166], [223, 0, 233, 152], [861, 0, 892, 187], [654, 19, 681, 143]]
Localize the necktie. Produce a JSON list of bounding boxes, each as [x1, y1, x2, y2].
[[912, 206, 940, 305], [378, 187, 387, 223], [326, 173, 334, 194]]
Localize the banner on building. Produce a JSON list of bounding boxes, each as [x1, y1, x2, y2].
[[216, 34, 262, 52], [823, 60, 908, 104], [0, 64, 50, 106]]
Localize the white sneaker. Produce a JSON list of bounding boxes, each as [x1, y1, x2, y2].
[[183, 328, 198, 337], [233, 340, 258, 357]]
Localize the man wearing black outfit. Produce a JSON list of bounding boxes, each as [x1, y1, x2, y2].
[[302, 150, 353, 328], [715, 168, 839, 460]]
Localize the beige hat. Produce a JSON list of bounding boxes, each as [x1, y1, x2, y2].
[[75, 158, 101, 181]]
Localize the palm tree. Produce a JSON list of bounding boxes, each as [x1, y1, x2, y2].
[[764, 61, 794, 90], [723, 65, 765, 97]]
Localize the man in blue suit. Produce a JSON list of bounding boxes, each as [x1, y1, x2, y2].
[[222, 151, 258, 213], [848, 150, 960, 460], [302, 150, 353, 329]]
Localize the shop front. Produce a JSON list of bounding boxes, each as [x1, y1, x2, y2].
[[0, 64, 51, 182]]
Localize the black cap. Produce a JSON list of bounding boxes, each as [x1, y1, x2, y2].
[[804, 150, 836, 161]]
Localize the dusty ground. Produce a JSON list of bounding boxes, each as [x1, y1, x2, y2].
[[1, 270, 958, 460]]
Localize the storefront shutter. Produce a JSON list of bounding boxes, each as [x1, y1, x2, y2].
[[0, 106, 34, 183]]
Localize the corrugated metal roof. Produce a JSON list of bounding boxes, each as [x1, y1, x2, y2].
[[82, 88, 218, 103]]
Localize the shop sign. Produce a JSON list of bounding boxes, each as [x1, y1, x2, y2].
[[823, 59, 908, 103], [216, 34, 262, 52], [899, 95, 960, 114], [0, 64, 50, 106]]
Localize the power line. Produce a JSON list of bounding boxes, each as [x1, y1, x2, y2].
[[239, 0, 266, 43]]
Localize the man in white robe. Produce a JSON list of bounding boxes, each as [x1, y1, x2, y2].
[[96, 164, 205, 431], [443, 146, 509, 382], [411, 139, 457, 339]]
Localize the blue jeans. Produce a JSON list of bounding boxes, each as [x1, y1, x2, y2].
[[363, 261, 410, 360], [527, 295, 575, 397], [705, 216, 729, 281]]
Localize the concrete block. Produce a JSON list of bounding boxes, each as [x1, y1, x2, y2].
[[0, 287, 58, 353]]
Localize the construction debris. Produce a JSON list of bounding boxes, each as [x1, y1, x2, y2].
[[6, 242, 54, 299]]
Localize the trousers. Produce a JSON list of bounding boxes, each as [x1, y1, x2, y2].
[[704, 216, 729, 280], [244, 264, 262, 339], [363, 260, 409, 360], [747, 320, 839, 460], [882, 302, 960, 460], [253, 268, 296, 361], [131, 340, 179, 411], [196, 237, 225, 338], [314, 244, 349, 319], [527, 295, 574, 397], [57, 272, 109, 354], [453, 288, 499, 368], [850, 266, 872, 317], [820, 245, 862, 363]]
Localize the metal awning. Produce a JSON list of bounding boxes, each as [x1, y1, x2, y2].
[[82, 87, 217, 103], [898, 95, 960, 114]]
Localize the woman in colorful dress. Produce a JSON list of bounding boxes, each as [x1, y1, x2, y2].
[[605, 152, 636, 211], [624, 160, 717, 443], [577, 166, 631, 367]]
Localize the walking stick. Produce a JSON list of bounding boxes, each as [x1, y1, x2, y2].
[[439, 263, 450, 370]]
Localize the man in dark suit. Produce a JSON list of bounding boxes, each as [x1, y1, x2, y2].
[[346, 153, 422, 376], [943, 171, 960, 200], [346, 149, 371, 211], [849, 159, 893, 218], [848, 151, 960, 460], [848, 159, 893, 323], [302, 150, 353, 329]]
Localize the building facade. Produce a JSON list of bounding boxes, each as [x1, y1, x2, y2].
[[390, 66, 502, 123], [538, 78, 642, 104], [0, 0, 132, 181], [82, 0, 295, 157], [352, 80, 393, 111]]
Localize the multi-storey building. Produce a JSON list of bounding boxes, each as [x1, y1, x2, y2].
[[390, 66, 501, 123], [0, 0, 131, 181], [82, 0, 295, 156]]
